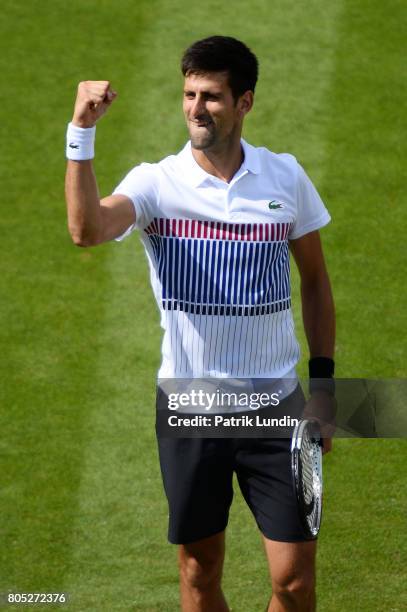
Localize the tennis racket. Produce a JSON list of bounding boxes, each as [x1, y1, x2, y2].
[[291, 419, 323, 539]]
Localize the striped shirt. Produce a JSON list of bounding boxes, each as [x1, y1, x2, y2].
[[114, 140, 330, 379]]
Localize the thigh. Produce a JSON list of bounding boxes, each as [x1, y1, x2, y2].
[[235, 436, 307, 541], [234, 385, 308, 542], [157, 436, 235, 544]]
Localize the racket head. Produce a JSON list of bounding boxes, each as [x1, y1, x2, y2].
[[291, 419, 323, 539]]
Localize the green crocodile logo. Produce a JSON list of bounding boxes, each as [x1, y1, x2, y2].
[[268, 200, 283, 209]]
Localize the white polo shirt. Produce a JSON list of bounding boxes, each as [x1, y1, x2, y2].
[[113, 139, 330, 380]]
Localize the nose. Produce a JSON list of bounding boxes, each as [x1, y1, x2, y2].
[[190, 95, 206, 119]]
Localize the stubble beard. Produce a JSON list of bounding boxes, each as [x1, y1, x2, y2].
[[190, 135, 215, 150], [188, 123, 218, 151]]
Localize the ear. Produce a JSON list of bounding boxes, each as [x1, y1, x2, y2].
[[238, 91, 254, 116]]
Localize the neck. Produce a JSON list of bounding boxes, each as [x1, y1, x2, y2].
[[191, 134, 244, 183]]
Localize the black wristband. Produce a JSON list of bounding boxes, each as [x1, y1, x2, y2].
[[309, 357, 335, 395]]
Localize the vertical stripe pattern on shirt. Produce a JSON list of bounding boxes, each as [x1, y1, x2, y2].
[[144, 218, 298, 376]]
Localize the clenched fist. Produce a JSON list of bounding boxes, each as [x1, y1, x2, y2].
[[72, 81, 117, 128]]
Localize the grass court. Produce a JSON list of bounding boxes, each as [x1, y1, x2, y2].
[[1, 1, 406, 610]]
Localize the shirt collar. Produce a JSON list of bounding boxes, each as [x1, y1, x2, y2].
[[177, 139, 261, 187]]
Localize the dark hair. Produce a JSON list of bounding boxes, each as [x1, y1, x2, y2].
[[181, 35, 258, 100]]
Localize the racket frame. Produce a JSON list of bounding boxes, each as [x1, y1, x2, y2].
[[291, 418, 323, 539]]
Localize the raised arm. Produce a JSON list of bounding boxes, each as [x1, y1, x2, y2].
[[65, 81, 136, 246]]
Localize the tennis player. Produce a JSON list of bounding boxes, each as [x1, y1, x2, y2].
[[65, 36, 335, 612]]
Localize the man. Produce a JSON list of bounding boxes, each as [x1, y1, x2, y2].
[[65, 36, 335, 612]]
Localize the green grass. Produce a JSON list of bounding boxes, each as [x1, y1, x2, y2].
[[1, 0, 406, 610]]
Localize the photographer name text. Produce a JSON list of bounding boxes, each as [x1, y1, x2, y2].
[[167, 415, 298, 427]]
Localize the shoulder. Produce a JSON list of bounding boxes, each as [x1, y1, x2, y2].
[[246, 142, 300, 192], [244, 140, 298, 175], [254, 147, 320, 192], [127, 150, 186, 182], [255, 145, 299, 175], [113, 160, 161, 203], [115, 147, 187, 200], [157, 152, 181, 175], [124, 147, 178, 177], [118, 154, 174, 191]]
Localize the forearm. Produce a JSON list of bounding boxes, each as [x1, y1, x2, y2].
[[65, 159, 103, 246], [301, 274, 335, 359], [65, 81, 118, 247]]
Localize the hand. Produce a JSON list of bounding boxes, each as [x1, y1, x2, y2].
[[302, 391, 336, 455], [72, 80, 117, 128], [321, 437, 332, 454]]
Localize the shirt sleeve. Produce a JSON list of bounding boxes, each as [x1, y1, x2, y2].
[[289, 163, 331, 240], [112, 162, 159, 241]]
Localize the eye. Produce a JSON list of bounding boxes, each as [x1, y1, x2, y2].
[[184, 91, 195, 99]]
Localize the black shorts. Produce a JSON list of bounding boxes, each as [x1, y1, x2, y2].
[[156, 385, 308, 544]]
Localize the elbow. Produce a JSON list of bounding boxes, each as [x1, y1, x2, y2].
[[68, 226, 99, 247], [71, 236, 93, 248]]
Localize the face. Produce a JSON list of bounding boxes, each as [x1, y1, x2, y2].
[[183, 71, 252, 151]]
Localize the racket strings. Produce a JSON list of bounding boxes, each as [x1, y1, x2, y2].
[[300, 432, 315, 505]]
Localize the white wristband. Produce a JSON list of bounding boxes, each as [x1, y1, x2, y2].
[[66, 122, 96, 160]]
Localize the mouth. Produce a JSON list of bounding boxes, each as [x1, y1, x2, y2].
[[191, 119, 213, 128]]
